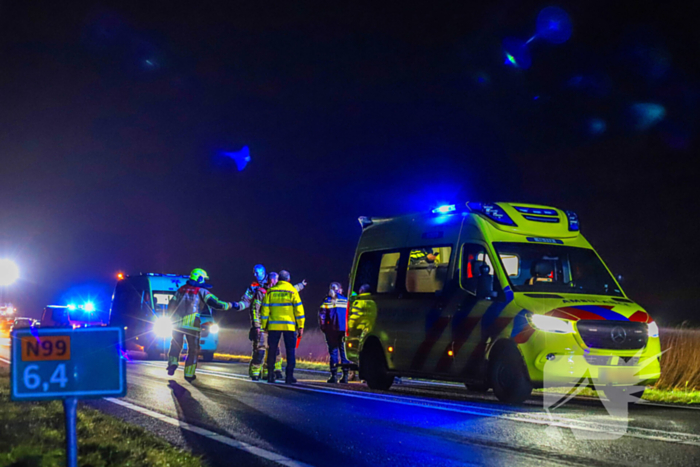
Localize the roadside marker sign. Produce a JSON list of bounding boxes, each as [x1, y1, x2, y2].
[[10, 326, 127, 467], [11, 327, 126, 400]]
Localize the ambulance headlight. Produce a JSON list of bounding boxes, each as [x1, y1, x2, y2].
[[209, 324, 220, 334], [154, 316, 173, 338], [647, 321, 659, 338], [529, 314, 574, 334]]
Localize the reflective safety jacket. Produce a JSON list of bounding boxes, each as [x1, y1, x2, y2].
[[168, 280, 232, 331], [260, 281, 305, 331], [241, 279, 305, 329], [318, 294, 349, 333]]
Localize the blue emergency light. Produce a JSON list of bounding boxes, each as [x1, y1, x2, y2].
[[564, 210, 580, 231], [467, 202, 518, 226], [431, 204, 456, 214]]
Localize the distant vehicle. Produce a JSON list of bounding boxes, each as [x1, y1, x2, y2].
[[41, 302, 107, 329], [0, 318, 12, 334], [11, 317, 36, 331], [0, 303, 15, 317], [110, 273, 220, 361], [346, 202, 661, 404]]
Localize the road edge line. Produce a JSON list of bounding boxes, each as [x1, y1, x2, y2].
[[104, 397, 313, 467]]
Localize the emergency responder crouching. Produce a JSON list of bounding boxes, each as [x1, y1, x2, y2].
[[319, 282, 350, 383], [237, 264, 306, 381], [261, 270, 304, 384], [167, 268, 235, 382]]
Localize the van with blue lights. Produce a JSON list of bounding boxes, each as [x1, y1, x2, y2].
[[109, 273, 220, 361], [346, 202, 661, 404]]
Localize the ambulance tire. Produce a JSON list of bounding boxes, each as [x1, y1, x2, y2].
[[489, 341, 532, 404], [603, 385, 646, 405], [361, 342, 394, 391], [201, 351, 214, 362]]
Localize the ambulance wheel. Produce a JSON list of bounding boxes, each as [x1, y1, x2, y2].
[[603, 385, 646, 405], [201, 351, 214, 362], [361, 342, 394, 391], [489, 341, 532, 404]]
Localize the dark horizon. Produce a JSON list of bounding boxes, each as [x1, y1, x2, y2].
[[1, 1, 697, 326]]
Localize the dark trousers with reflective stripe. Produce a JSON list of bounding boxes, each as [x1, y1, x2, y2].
[[168, 328, 200, 378], [267, 330, 296, 379]]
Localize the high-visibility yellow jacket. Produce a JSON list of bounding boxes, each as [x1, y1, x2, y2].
[[260, 281, 305, 331]]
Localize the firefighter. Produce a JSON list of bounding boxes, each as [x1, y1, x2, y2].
[[248, 272, 279, 381], [237, 264, 306, 381], [167, 268, 235, 382], [319, 282, 350, 383], [261, 270, 305, 384]]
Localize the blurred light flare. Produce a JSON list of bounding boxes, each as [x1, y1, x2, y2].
[[629, 103, 666, 130], [502, 38, 532, 70], [222, 146, 251, 171], [588, 118, 607, 136], [536, 7, 573, 44], [0, 259, 19, 286]]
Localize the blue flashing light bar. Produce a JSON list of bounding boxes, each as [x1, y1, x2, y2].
[[514, 206, 558, 216], [67, 304, 77, 311], [564, 210, 580, 231], [432, 204, 456, 215], [84, 302, 95, 313], [467, 202, 518, 227]]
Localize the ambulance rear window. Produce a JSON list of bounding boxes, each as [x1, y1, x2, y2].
[[354, 250, 401, 294]]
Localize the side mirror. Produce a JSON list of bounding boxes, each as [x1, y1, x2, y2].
[[476, 265, 497, 299]]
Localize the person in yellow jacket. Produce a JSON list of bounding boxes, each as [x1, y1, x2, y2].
[[260, 270, 305, 384]]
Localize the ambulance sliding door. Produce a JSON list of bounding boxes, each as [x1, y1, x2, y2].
[[391, 246, 455, 373]]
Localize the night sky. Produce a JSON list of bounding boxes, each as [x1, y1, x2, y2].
[[1, 1, 697, 326]]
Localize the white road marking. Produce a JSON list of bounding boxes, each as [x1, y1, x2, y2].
[[135, 361, 700, 447], [105, 397, 314, 467]]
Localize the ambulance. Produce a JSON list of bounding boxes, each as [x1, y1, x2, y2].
[[109, 273, 220, 361], [346, 202, 661, 404]]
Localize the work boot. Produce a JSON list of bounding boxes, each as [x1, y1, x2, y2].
[[340, 371, 349, 384], [251, 375, 260, 381], [285, 376, 297, 385], [274, 370, 284, 381], [167, 365, 177, 376], [267, 373, 276, 383], [327, 373, 338, 384], [184, 375, 196, 383]]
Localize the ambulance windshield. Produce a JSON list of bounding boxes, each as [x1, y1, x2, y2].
[[492, 243, 623, 297]]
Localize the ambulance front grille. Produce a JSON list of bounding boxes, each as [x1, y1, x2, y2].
[[576, 321, 648, 350]]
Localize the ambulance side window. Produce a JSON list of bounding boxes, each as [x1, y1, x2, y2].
[[405, 246, 452, 293], [461, 243, 494, 295], [354, 251, 401, 294]]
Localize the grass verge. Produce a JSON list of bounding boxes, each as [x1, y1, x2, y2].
[[536, 386, 700, 405], [0, 368, 202, 467]]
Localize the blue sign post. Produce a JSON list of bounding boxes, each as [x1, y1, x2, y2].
[[11, 327, 127, 467]]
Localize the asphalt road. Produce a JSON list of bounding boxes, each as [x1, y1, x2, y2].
[[2, 339, 700, 466]]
